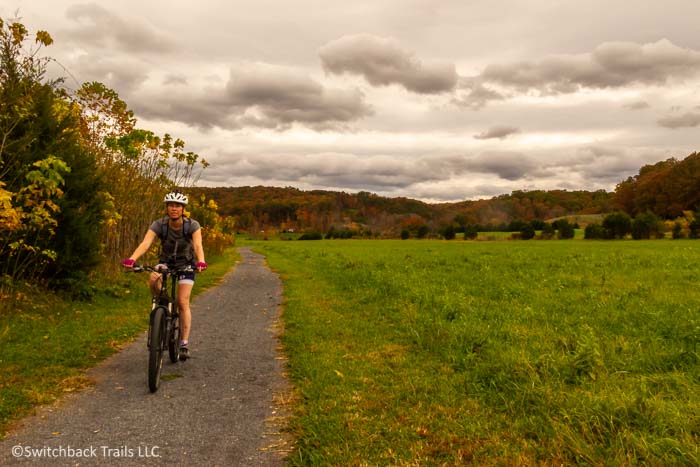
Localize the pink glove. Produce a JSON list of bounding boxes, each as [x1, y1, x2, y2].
[[196, 261, 208, 271], [122, 258, 135, 268]]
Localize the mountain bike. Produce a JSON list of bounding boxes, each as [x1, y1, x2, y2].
[[130, 264, 191, 392]]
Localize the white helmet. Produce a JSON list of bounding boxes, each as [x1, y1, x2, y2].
[[164, 190, 188, 206]]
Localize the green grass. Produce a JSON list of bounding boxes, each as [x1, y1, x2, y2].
[[248, 239, 700, 465], [0, 247, 239, 438]]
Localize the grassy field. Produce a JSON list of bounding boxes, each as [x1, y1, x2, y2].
[[248, 239, 699, 465], [0, 248, 239, 438]]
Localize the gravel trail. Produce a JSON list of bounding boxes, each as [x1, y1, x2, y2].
[[0, 247, 291, 466]]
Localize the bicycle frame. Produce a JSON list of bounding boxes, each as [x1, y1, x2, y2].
[[130, 264, 193, 392], [154, 267, 179, 312]]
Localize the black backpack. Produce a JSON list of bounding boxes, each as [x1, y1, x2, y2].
[[158, 216, 193, 242]]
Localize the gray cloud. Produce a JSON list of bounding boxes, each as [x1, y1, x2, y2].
[[474, 125, 520, 140], [468, 151, 536, 180], [319, 34, 458, 94], [211, 152, 473, 190], [570, 146, 644, 182], [68, 54, 150, 93], [197, 141, 675, 201], [459, 39, 700, 107], [453, 78, 505, 109], [205, 148, 544, 195], [163, 74, 188, 86], [135, 63, 373, 130], [64, 3, 176, 54], [485, 39, 700, 91], [623, 101, 650, 110], [658, 112, 700, 128], [206, 144, 649, 194]]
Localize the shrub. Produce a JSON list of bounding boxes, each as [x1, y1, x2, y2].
[[689, 218, 700, 239], [541, 223, 555, 239], [463, 225, 478, 240], [520, 224, 535, 240], [530, 219, 546, 230], [298, 231, 323, 240], [556, 220, 575, 239], [416, 225, 429, 239], [584, 223, 606, 239], [602, 212, 632, 239], [631, 211, 663, 240], [440, 225, 456, 240], [400, 229, 410, 240], [672, 222, 683, 239], [508, 219, 528, 232]]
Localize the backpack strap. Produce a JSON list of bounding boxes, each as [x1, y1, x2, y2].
[[159, 216, 169, 241], [183, 216, 192, 241], [159, 216, 192, 241]]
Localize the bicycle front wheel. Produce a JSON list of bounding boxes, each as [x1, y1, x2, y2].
[[148, 306, 167, 393], [168, 314, 180, 363]]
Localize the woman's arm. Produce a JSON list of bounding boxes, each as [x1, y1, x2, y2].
[[192, 228, 206, 270], [127, 229, 158, 263]]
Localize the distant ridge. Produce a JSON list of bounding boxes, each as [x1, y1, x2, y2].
[[188, 186, 614, 234]]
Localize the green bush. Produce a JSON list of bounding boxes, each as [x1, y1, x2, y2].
[[672, 222, 683, 239], [298, 231, 323, 240], [555, 219, 575, 239], [520, 224, 535, 240], [584, 223, 606, 239], [440, 225, 456, 240], [541, 223, 555, 239], [416, 225, 429, 239], [463, 224, 478, 240], [602, 212, 632, 239], [632, 211, 663, 239]]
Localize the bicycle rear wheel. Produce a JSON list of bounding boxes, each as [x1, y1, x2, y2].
[[148, 306, 167, 393], [168, 314, 181, 363]]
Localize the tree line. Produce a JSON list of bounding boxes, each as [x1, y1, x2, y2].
[[0, 20, 231, 300], [190, 186, 617, 238]]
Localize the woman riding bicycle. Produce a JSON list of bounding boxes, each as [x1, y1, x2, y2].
[[121, 190, 207, 360]]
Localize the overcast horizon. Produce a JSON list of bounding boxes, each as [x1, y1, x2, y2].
[[4, 1, 700, 202]]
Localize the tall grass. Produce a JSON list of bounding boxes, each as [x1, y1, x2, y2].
[[250, 239, 699, 465]]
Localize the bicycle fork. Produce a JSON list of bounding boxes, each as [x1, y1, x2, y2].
[[147, 304, 174, 350]]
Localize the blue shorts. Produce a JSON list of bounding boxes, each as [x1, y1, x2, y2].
[[176, 270, 195, 285], [156, 264, 195, 285]]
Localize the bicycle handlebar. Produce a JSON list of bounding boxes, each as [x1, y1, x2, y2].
[[129, 264, 195, 274]]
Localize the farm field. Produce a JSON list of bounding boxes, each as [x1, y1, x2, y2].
[[248, 239, 699, 465]]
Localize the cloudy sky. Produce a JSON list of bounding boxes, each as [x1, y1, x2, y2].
[[4, 1, 700, 202]]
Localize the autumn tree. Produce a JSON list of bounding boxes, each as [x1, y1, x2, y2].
[[0, 19, 105, 291], [75, 82, 209, 273], [613, 153, 700, 218]]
